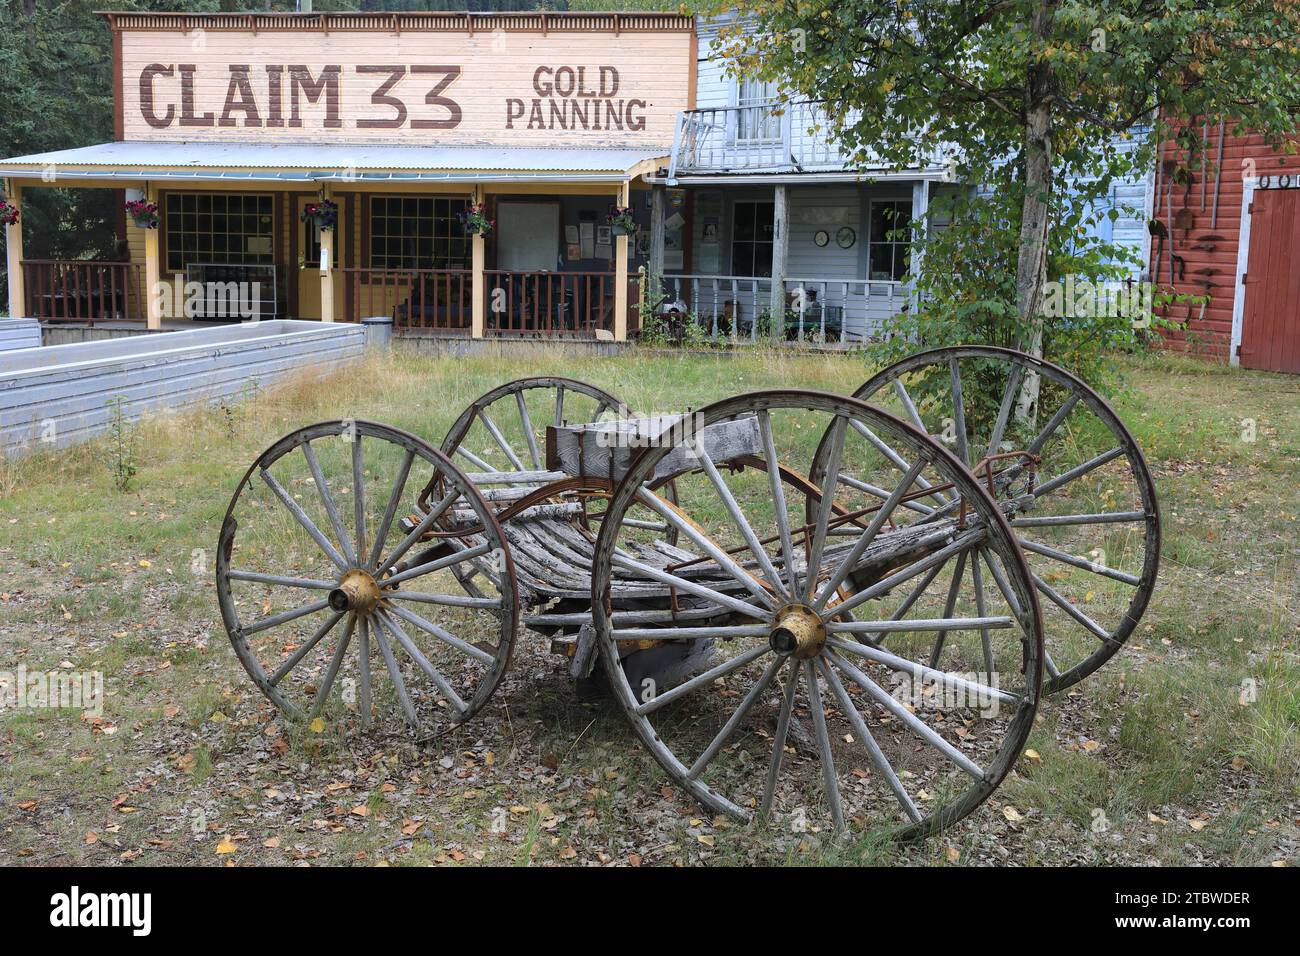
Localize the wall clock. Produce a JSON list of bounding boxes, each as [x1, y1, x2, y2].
[[836, 226, 857, 249], [813, 230, 830, 247]]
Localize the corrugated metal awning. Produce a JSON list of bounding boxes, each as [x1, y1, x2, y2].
[[0, 141, 668, 184]]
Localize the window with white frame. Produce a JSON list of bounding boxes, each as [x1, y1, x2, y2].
[[735, 77, 781, 143], [868, 199, 913, 281], [730, 200, 775, 277]]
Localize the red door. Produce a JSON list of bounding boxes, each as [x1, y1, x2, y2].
[[1240, 188, 1300, 373]]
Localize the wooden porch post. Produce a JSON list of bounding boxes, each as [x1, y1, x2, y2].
[[613, 179, 631, 341], [769, 184, 789, 338], [910, 178, 931, 302], [649, 185, 666, 281], [144, 183, 162, 330], [471, 184, 486, 339], [4, 181, 24, 319], [319, 186, 334, 322]]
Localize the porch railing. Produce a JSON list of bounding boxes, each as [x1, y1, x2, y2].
[[485, 271, 633, 338], [21, 260, 144, 323], [339, 268, 472, 331], [647, 273, 908, 343]]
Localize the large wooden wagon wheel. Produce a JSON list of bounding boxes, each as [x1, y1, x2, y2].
[[836, 346, 1160, 693], [217, 421, 518, 734], [591, 391, 1043, 839]]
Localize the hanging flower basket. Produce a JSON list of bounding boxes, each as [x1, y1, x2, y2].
[[0, 199, 18, 227], [300, 199, 338, 231], [607, 206, 637, 237], [458, 203, 494, 237], [125, 199, 159, 229]]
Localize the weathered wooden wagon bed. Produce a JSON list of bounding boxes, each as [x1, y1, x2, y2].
[[216, 352, 1159, 839]]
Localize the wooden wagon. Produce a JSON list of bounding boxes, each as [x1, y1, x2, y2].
[[216, 349, 1159, 838]]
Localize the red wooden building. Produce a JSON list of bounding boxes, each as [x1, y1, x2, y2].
[[1150, 122, 1300, 373]]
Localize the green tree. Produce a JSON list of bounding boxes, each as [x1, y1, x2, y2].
[[705, 1, 1300, 385]]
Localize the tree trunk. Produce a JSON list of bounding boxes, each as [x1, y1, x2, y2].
[[1014, 1, 1056, 424]]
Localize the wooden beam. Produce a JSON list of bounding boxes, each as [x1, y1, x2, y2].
[[144, 183, 162, 330], [769, 184, 789, 337], [614, 180, 631, 341], [4, 181, 24, 319], [471, 183, 485, 339], [319, 185, 334, 323]]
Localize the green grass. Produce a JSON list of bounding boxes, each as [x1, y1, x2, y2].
[[0, 344, 1296, 866]]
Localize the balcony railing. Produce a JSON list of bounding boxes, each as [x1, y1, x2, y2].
[[669, 101, 856, 177], [646, 273, 908, 344], [22, 260, 144, 323]]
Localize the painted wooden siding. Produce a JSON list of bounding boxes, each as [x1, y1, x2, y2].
[[1150, 123, 1300, 361], [0, 318, 41, 351], [1, 320, 365, 457], [119, 29, 692, 148]]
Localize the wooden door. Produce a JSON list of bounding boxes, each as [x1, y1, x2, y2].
[[1240, 188, 1300, 373]]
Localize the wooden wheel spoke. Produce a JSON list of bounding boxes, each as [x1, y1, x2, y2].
[[356, 615, 373, 728], [969, 551, 996, 677], [240, 596, 331, 638], [367, 448, 416, 570], [385, 590, 501, 610], [301, 441, 357, 567], [635, 644, 770, 715], [760, 663, 801, 817], [635, 488, 777, 608], [456, 445, 496, 472], [373, 614, 419, 726], [1019, 536, 1141, 586], [985, 362, 1024, 460], [805, 660, 846, 830], [1011, 510, 1147, 528], [1032, 573, 1118, 645], [259, 467, 349, 572], [818, 657, 922, 824], [611, 552, 770, 620], [835, 472, 937, 517], [269, 610, 345, 686], [927, 550, 969, 668], [827, 615, 1013, 636], [948, 358, 969, 465], [686, 654, 786, 781], [375, 610, 468, 714], [384, 601, 498, 665], [477, 408, 526, 471], [1032, 446, 1126, 498], [376, 486, 461, 575], [1026, 392, 1080, 456], [826, 637, 1019, 705], [226, 570, 335, 590], [515, 390, 543, 470], [351, 433, 367, 561], [804, 415, 846, 602], [828, 651, 986, 782], [690, 438, 790, 602], [832, 529, 985, 618], [814, 456, 927, 611], [381, 541, 494, 587], [847, 418, 951, 506], [309, 613, 356, 719], [758, 410, 800, 595]]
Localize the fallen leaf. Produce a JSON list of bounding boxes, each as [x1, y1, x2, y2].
[[945, 846, 960, 863], [1002, 806, 1024, 822], [215, 837, 237, 855], [263, 837, 280, 849], [309, 717, 326, 733]]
